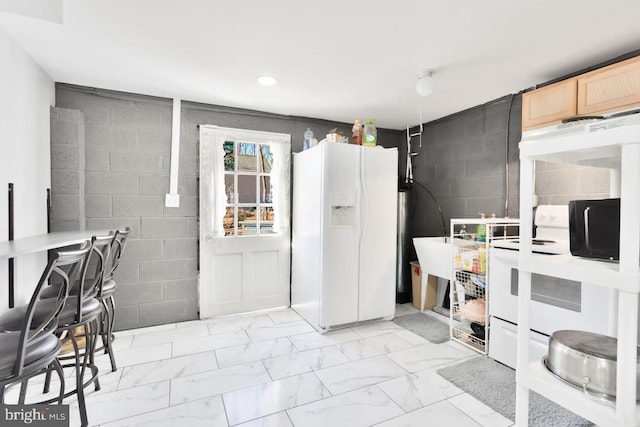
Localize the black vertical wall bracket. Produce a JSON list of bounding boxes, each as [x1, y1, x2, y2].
[[46, 188, 51, 233], [8, 183, 15, 308]]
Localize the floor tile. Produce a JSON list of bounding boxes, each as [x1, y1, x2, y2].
[[52, 305, 534, 426], [115, 323, 176, 337], [314, 355, 407, 395], [268, 309, 303, 324], [338, 333, 413, 361], [110, 334, 134, 351], [392, 329, 429, 346], [263, 346, 349, 380], [378, 369, 464, 412], [207, 314, 274, 335], [172, 330, 250, 357], [375, 399, 480, 427], [386, 342, 471, 373], [129, 323, 209, 348], [101, 395, 227, 427], [287, 385, 403, 427], [69, 381, 170, 426], [118, 351, 218, 390], [170, 361, 271, 405], [215, 337, 297, 368], [235, 411, 293, 427], [448, 393, 513, 427], [224, 372, 330, 425], [245, 320, 314, 342], [94, 342, 173, 371], [288, 328, 361, 351], [352, 321, 405, 338]]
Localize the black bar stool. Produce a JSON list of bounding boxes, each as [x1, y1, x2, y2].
[[0, 242, 91, 406], [0, 234, 114, 427]]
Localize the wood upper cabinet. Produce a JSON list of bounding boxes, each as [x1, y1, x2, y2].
[[522, 78, 577, 131], [577, 56, 640, 115]]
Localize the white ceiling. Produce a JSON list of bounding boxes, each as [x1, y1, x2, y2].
[[1, 0, 640, 130]]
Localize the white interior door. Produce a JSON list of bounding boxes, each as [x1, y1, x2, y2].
[[199, 125, 291, 318]]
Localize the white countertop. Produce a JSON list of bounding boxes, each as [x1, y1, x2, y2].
[[0, 230, 111, 261]]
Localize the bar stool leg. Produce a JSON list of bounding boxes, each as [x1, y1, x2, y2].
[[70, 328, 88, 427], [105, 298, 117, 371], [18, 379, 28, 404], [52, 359, 65, 405], [88, 320, 101, 391], [42, 365, 53, 394]]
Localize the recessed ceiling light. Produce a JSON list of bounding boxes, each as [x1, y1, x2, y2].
[[258, 76, 278, 86]]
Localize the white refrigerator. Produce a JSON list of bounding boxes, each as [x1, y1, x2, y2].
[[291, 142, 398, 332]]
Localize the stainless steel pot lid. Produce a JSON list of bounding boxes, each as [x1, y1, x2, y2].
[[551, 330, 640, 361]]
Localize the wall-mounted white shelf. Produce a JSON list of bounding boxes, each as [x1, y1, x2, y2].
[[516, 121, 640, 426]]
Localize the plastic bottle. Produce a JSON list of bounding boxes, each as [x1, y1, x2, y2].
[[362, 120, 377, 147], [478, 247, 487, 274], [303, 128, 313, 150], [476, 213, 486, 242], [352, 120, 363, 145]]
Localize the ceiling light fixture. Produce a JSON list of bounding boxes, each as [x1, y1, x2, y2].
[[258, 76, 278, 87], [416, 69, 435, 97]]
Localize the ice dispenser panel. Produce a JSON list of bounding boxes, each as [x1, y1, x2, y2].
[[330, 192, 356, 226]]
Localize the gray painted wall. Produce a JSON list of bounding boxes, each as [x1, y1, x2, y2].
[[50, 106, 86, 232], [405, 94, 522, 243], [53, 84, 403, 330]]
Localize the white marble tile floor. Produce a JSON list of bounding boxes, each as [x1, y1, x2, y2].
[[4, 304, 513, 426]]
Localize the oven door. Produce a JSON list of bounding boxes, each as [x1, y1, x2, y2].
[[489, 249, 614, 336]]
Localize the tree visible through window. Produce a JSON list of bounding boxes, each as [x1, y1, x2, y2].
[[222, 140, 275, 236]]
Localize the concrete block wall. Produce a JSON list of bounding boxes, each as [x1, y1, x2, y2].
[[535, 161, 610, 205], [55, 88, 199, 330], [50, 107, 85, 232], [409, 94, 613, 247], [54, 85, 403, 330], [407, 94, 522, 241]]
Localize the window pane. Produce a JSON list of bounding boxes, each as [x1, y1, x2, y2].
[[260, 176, 272, 203], [238, 207, 257, 236], [259, 144, 273, 173], [260, 207, 276, 235], [237, 142, 257, 172], [223, 141, 235, 172], [237, 175, 257, 203], [223, 207, 235, 236], [224, 174, 235, 204]]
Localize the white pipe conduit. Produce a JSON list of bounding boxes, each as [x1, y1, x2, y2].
[[165, 98, 181, 207]]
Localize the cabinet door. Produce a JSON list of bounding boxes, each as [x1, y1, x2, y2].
[[522, 78, 577, 131], [577, 56, 640, 116]]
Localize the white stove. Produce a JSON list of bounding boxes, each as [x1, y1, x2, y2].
[[488, 205, 614, 369], [491, 205, 569, 254]]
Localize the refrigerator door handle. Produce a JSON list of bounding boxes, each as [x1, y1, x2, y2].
[[359, 149, 368, 285]]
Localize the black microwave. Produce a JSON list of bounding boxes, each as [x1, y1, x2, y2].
[[569, 198, 620, 260]]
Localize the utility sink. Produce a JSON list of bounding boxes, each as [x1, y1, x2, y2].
[[413, 237, 451, 312], [413, 236, 451, 280]]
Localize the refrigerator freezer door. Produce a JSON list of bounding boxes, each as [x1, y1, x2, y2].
[[358, 147, 398, 321], [319, 143, 360, 328], [291, 147, 323, 328]]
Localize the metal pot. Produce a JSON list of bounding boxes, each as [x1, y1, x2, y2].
[[545, 330, 640, 401]]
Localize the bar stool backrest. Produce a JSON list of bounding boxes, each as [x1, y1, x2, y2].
[[72, 234, 115, 323], [14, 241, 91, 377], [104, 227, 131, 282]]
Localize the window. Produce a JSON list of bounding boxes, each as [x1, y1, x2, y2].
[[222, 141, 275, 236]]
